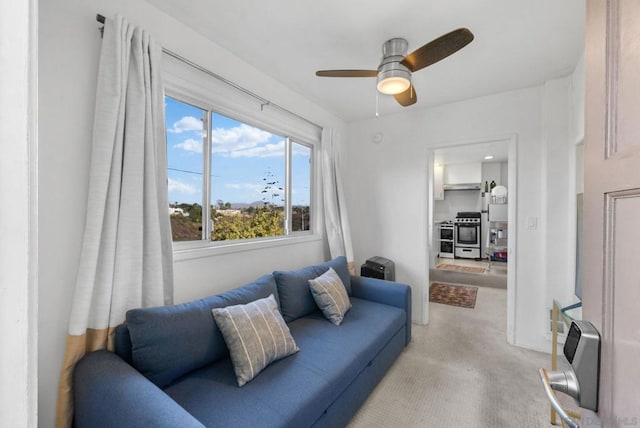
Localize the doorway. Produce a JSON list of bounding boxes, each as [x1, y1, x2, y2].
[[426, 135, 517, 344]]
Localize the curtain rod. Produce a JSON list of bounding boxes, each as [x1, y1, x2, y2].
[[96, 14, 322, 131]]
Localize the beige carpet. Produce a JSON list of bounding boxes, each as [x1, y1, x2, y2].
[[436, 263, 487, 274], [348, 287, 574, 428]]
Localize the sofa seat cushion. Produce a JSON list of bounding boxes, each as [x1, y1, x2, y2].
[[164, 298, 405, 428], [287, 298, 405, 398]]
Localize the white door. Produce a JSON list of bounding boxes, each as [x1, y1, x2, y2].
[[584, 0, 640, 425]]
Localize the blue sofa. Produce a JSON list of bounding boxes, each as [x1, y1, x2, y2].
[[74, 257, 411, 428]]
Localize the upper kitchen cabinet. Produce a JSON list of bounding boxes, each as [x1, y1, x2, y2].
[[434, 164, 444, 200], [442, 162, 482, 190]]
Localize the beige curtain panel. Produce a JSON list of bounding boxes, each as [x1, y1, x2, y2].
[[55, 15, 173, 428], [321, 128, 355, 274]]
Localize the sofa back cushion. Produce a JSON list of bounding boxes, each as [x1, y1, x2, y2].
[[273, 256, 351, 322], [114, 323, 133, 364], [125, 274, 279, 389]]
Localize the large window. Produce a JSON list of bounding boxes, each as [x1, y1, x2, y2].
[[166, 96, 313, 245], [290, 142, 312, 232]]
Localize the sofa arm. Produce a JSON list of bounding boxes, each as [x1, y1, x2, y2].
[[74, 350, 205, 428], [350, 276, 412, 345]]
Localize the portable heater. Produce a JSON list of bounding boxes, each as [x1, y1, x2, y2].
[[360, 256, 395, 281]]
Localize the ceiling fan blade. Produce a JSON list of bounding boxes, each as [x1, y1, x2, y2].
[[401, 28, 474, 72], [315, 69, 379, 78], [394, 85, 417, 107]]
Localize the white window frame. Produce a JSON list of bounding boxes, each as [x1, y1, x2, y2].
[[164, 77, 319, 261]]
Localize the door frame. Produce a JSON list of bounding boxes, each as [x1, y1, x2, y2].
[[0, 0, 39, 426], [425, 134, 517, 344]]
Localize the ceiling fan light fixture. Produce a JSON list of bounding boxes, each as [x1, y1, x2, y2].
[[376, 38, 411, 95], [315, 29, 474, 107], [376, 66, 411, 95]]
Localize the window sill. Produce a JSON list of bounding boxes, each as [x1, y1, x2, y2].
[[173, 233, 322, 262]]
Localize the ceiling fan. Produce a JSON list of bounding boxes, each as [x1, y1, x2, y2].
[[315, 28, 474, 107]]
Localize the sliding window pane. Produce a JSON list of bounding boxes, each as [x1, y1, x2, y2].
[[210, 112, 285, 241], [291, 142, 311, 232], [165, 96, 206, 241]]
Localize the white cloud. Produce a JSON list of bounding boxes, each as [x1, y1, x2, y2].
[[174, 138, 203, 153], [211, 124, 283, 158], [292, 144, 311, 157], [225, 183, 264, 193], [230, 141, 285, 158], [168, 116, 202, 134], [172, 122, 287, 158], [168, 178, 198, 195]]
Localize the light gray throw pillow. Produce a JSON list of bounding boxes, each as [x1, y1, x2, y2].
[[309, 267, 352, 325], [212, 294, 299, 387]]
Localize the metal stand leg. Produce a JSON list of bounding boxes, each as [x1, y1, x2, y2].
[[551, 303, 559, 425]]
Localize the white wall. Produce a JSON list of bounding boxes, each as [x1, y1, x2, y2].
[[343, 82, 575, 352], [568, 52, 586, 305], [38, 1, 344, 426], [500, 162, 509, 188], [433, 161, 504, 222], [482, 161, 507, 189], [433, 190, 482, 222], [0, 1, 38, 426], [576, 144, 584, 195], [571, 53, 586, 144], [542, 78, 574, 309]]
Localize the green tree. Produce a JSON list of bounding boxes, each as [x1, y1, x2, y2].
[[209, 170, 285, 241], [188, 203, 202, 222], [212, 206, 284, 241]]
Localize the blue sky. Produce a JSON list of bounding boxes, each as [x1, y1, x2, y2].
[[165, 97, 311, 206]]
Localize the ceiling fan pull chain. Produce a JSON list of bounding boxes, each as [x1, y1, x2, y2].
[[375, 90, 379, 117]]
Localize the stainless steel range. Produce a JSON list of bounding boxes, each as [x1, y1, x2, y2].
[[454, 212, 481, 259]]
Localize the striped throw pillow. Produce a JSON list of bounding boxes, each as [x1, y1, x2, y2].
[[212, 294, 299, 387], [309, 267, 352, 325]]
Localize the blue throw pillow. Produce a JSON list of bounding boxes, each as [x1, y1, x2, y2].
[[273, 256, 351, 322], [126, 274, 279, 389]]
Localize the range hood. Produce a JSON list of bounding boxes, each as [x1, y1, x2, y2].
[[442, 183, 482, 191]]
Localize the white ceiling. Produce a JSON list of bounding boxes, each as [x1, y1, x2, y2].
[[147, 0, 585, 123], [434, 140, 509, 166]]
